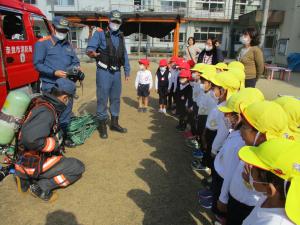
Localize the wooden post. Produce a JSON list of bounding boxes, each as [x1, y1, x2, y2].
[[173, 21, 180, 56]]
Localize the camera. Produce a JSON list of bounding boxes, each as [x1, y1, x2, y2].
[[66, 66, 85, 83]]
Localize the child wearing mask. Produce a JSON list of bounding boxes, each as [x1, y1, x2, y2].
[[135, 58, 153, 112], [217, 101, 289, 225], [205, 88, 265, 223], [168, 56, 179, 110], [239, 138, 299, 225], [184, 63, 207, 149], [155, 59, 171, 114], [176, 69, 193, 131]]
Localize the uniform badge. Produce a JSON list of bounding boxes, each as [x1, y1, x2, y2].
[[161, 77, 165, 81], [60, 19, 69, 26], [210, 120, 217, 129]]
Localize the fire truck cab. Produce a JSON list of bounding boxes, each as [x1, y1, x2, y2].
[[0, 0, 52, 108]]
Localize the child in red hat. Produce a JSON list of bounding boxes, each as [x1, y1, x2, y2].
[[135, 58, 153, 112], [155, 59, 171, 114], [176, 69, 193, 131]]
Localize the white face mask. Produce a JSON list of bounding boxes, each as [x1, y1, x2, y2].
[[139, 64, 145, 70], [160, 67, 166, 73], [209, 90, 219, 102], [109, 22, 121, 31], [224, 117, 232, 130], [55, 31, 67, 40], [179, 78, 188, 84], [240, 35, 251, 45], [205, 45, 213, 51], [248, 168, 268, 195], [199, 83, 205, 90]]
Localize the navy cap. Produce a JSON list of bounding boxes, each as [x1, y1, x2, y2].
[[55, 78, 76, 97], [109, 10, 122, 23], [52, 16, 70, 31]]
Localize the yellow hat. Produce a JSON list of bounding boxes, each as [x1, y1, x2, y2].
[[219, 88, 264, 113], [210, 71, 240, 100], [191, 63, 207, 72], [199, 65, 217, 81], [228, 61, 245, 71], [228, 67, 246, 89], [238, 139, 300, 225], [274, 96, 300, 141], [240, 100, 289, 140], [215, 62, 228, 72]]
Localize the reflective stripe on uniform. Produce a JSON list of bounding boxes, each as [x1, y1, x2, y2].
[[42, 156, 62, 172], [15, 155, 62, 175], [42, 137, 56, 153], [53, 174, 70, 187]]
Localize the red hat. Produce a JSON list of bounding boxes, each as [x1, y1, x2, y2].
[[179, 61, 191, 70], [175, 57, 184, 66], [179, 69, 191, 79], [138, 58, 150, 66], [169, 56, 179, 63], [159, 59, 168, 67]]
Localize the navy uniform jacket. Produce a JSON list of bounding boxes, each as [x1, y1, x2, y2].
[[33, 35, 80, 84], [86, 28, 130, 77]]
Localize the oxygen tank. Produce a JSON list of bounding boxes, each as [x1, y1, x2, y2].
[[0, 90, 31, 145]]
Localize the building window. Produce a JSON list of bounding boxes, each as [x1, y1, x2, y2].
[[24, 0, 37, 4], [194, 27, 223, 42], [160, 32, 185, 43], [195, 0, 225, 12], [47, 0, 74, 6], [161, 1, 187, 11]]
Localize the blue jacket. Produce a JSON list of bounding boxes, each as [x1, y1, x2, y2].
[[86, 28, 130, 77], [33, 35, 80, 84]]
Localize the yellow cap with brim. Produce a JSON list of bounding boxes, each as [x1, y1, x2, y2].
[[215, 63, 228, 71], [274, 96, 300, 141], [219, 88, 265, 113], [228, 67, 246, 89], [238, 139, 300, 225], [211, 71, 240, 100], [191, 63, 207, 72], [199, 65, 217, 81], [228, 61, 245, 71], [240, 100, 289, 140]]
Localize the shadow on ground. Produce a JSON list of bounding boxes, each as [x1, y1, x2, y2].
[[45, 210, 82, 225], [125, 96, 211, 225]]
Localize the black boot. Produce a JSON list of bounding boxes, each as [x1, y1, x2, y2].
[[110, 116, 127, 133], [98, 119, 108, 139], [29, 184, 57, 202]]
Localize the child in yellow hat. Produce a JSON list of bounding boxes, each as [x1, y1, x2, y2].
[[239, 139, 300, 225], [203, 88, 264, 222], [217, 100, 289, 225]]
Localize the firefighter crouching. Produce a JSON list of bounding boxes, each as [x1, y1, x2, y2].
[[14, 78, 85, 202]]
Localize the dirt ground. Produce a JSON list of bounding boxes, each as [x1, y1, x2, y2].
[[1, 61, 299, 225]]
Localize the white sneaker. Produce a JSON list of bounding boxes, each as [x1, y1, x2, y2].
[[162, 108, 167, 114], [158, 109, 163, 113]]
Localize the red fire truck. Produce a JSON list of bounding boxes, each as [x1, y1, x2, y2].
[[0, 0, 52, 108]]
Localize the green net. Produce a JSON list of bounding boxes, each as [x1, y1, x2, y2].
[[67, 114, 98, 145]]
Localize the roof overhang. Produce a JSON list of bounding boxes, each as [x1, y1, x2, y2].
[[238, 10, 285, 26]]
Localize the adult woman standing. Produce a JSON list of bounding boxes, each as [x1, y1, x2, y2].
[[237, 28, 264, 87], [197, 38, 223, 65], [186, 37, 201, 65]]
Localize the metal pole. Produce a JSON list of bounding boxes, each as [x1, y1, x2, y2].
[[260, 0, 270, 49], [228, 0, 237, 58], [138, 22, 141, 58]]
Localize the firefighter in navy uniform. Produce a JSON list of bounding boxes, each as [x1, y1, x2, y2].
[[86, 10, 131, 139], [33, 16, 80, 147], [14, 78, 85, 202]]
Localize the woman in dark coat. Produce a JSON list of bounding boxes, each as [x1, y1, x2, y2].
[[197, 38, 224, 65]]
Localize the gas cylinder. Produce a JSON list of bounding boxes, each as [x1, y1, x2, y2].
[[0, 90, 31, 145]]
